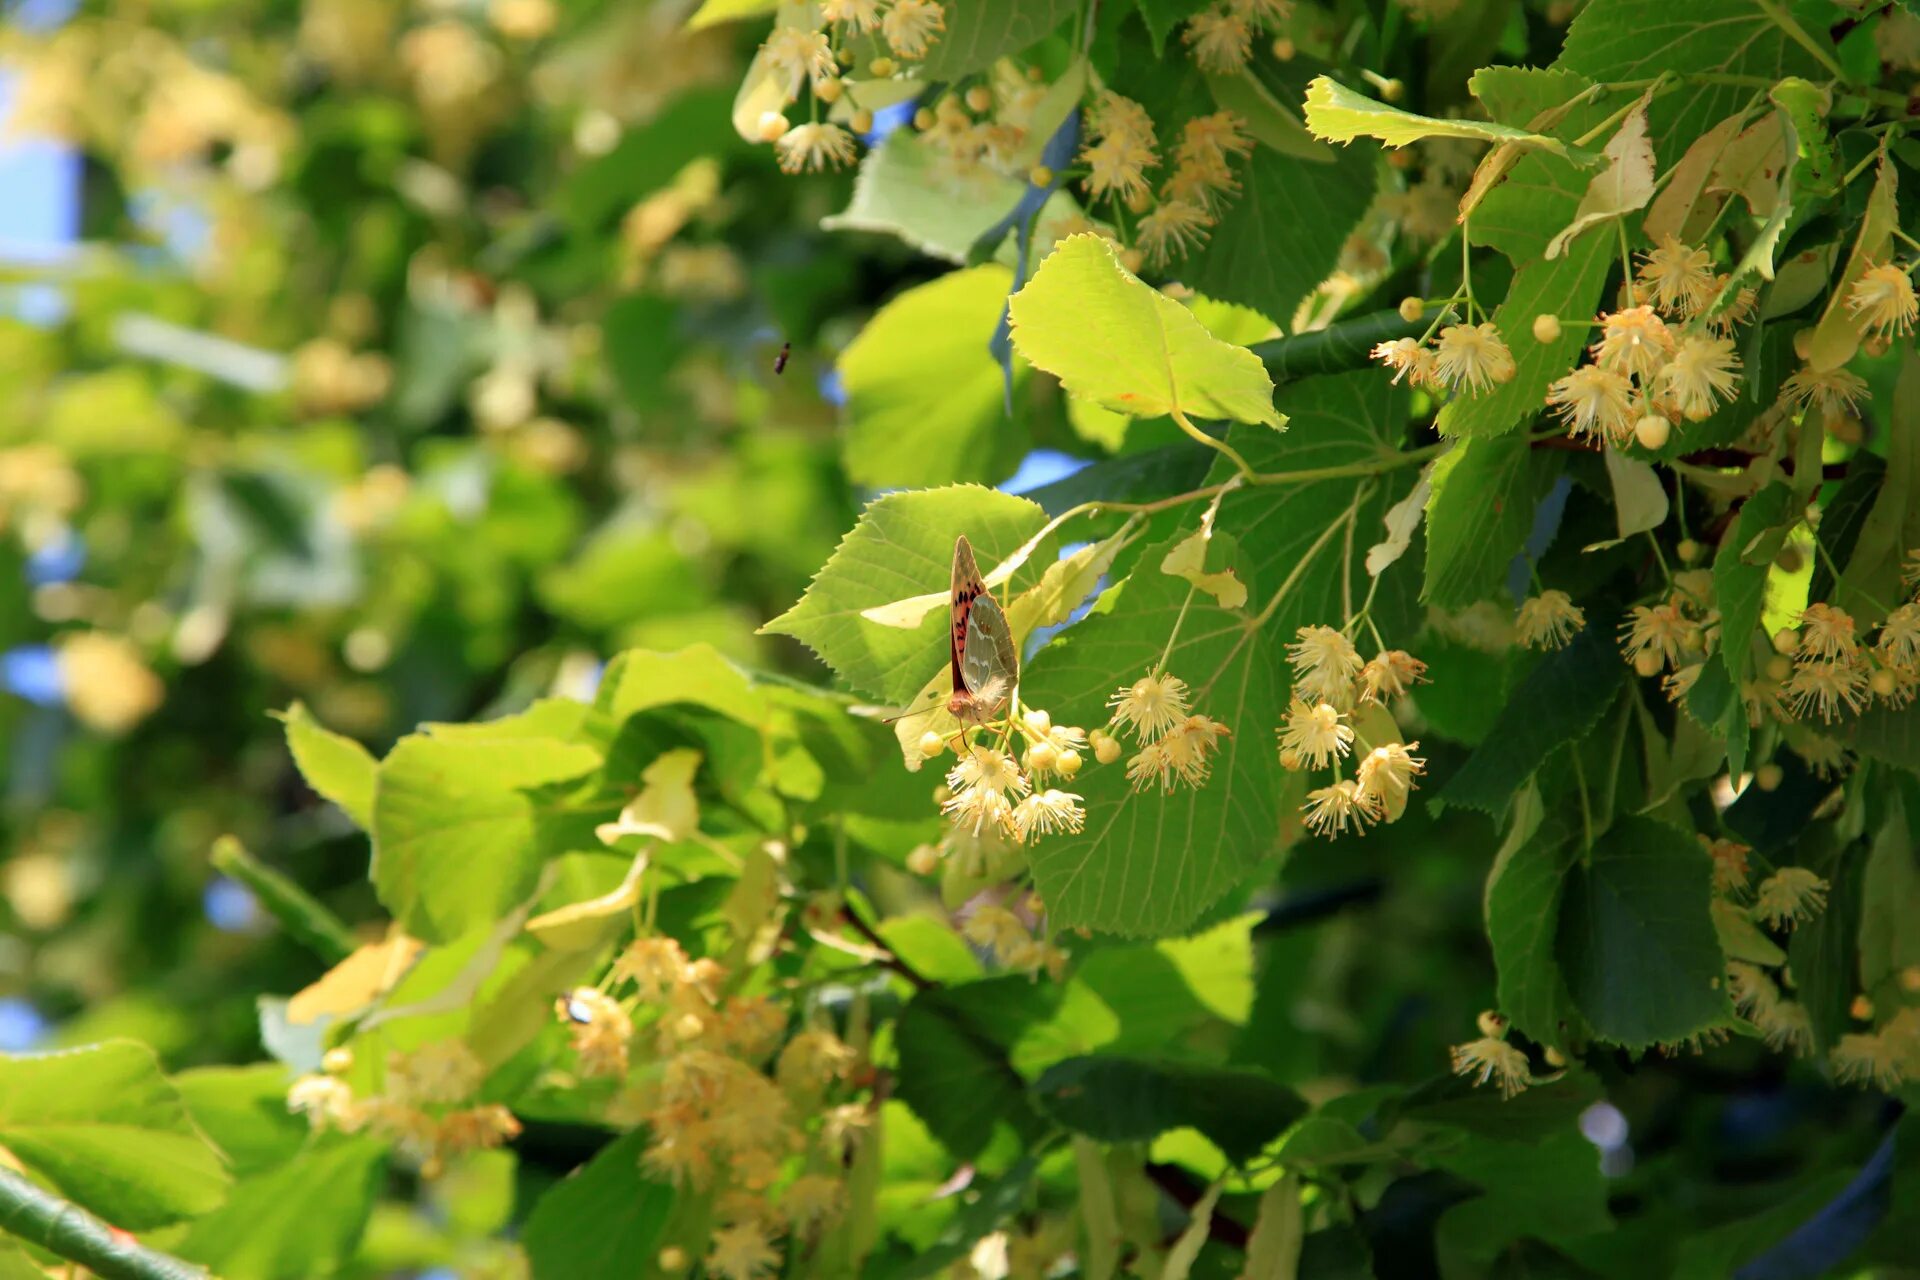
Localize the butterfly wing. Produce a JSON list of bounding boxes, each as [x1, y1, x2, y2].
[[950, 536, 984, 701], [962, 590, 1018, 706]]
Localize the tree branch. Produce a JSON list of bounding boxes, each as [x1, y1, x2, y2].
[[0, 1167, 208, 1280]]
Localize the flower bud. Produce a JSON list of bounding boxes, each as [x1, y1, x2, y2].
[[1028, 164, 1054, 187], [919, 730, 946, 758], [965, 85, 992, 113], [1026, 741, 1059, 773], [851, 109, 874, 133], [1398, 296, 1424, 322], [906, 844, 940, 876], [1872, 668, 1898, 697], [1634, 413, 1671, 450], [756, 111, 791, 142], [1633, 649, 1664, 678], [1755, 762, 1784, 791], [816, 78, 844, 103], [1676, 538, 1700, 564], [1056, 749, 1083, 778], [869, 56, 896, 76], [1090, 730, 1122, 765], [1532, 313, 1561, 343]]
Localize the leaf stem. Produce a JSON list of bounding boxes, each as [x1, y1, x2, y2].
[[210, 835, 358, 963], [1753, 0, 1849, 83], [0, 1166, 209, 1280], [1169, 406, 1257, 480]]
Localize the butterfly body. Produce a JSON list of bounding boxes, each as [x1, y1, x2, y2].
[[947, 535, 1018, 724]]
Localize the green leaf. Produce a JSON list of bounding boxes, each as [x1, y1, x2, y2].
[[1555, 816, 1729, 1048], [1440, 622, 1626, 815], [825, 131, 1074, 265], [173, 1065, 309, 1176], [1557, 0, 1824, 162], [1435, 234, 1614, 438], [1211, 371, 1423, 645], [894, 982, 1045, 1161], [1432, 1131, 1611, 1266], [1021, 534, 1284, 937], [595, 643, 769, 728], [1009, 234, 1283, 428], [176, 1139, 386, 1280], [917, 0, 1079, 79], [1030, 1055, 1308, 1163], [0, 1040, 230, 1230], [603, 293, 685, 413], [839, 267, 1028, 489], [372, 729, 603, 943], [1302, 74, 1584, 156], [1485, 811, 1584, 1049], [687, 0, 777, 28], [1714, 482, 1796, 698], [1134, 0, 1209, 53], [762, 485, 1049, 704], [1832, 349, 1920, 627], [522, 1131, 675, 1280], [1424, 434, 1534, 607], [279, 700, 376, 830], [1189, 145, 1376, 332], [1787, 836, 1865, 1054]]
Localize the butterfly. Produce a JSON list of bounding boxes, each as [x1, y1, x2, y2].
[[946, 535, 1018, 725]]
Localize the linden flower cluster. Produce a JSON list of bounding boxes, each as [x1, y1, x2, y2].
[[1370, 319, 1516, 399], [556, 934, 873, 1277], [1772, 258, 1917, 439], [1181, 0, 1294, 75], [1695, 835, 1845, 1062], [751, 1, 948, 173], [1770, 598, 1920, 728], [1276, 625, 1427, 838], [1540, 248, 1751, 452], [963, 897, 1068, 980], [1103, 670, 1233, 793], [1077, 94, 1255, 269], [909, 61, 1053, 183], [1618, 568, 1718, 702], [920, 707, 1090, 845], [287, 1039, 521, 1179]]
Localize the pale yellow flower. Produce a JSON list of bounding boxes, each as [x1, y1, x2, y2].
[[1430, 322, 1516, 394], [1636, 235, 1717, 316], [775, 122, 858, 173], [1450, 1036, 1530, 1098], [1184, 8, 1254, 72], [1660, 334, 1741, 421], [1303, 779, 1375, 837], [1781, 366, 1868, 423], [881, 0, 946, 58], [1276, 699, 1352, 770], [1136, 198, 1212, 267], [1355, 741, 1425, 812], [1845, 262, 1918, 339], [1546, 365, 1634, 443], [1108, 672, 1191, 741], [707, 1221, 781, 1280], [1372, 337, 1435, 387], [1786, 658, 1869, 723], [1591, 306, 1674, 382], [1359, 650, 1427, 703], [1516, 591, 1586, 649], [1012, 789, 1086, 840], [1754, 867, 1830, 928], [763, 25, 837, 94], [1797, 603, 1860, 661]]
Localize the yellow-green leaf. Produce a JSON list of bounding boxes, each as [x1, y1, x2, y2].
[[1009, 234, 1283, 429], [1303, 74, 1581, 157]]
